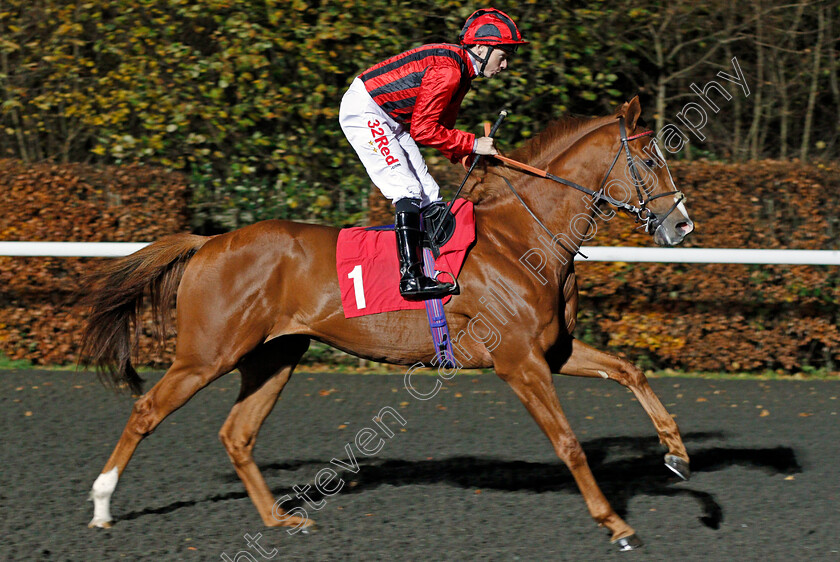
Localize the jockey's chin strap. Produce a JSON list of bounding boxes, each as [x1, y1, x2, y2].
[[489, 116, 682, 255], [467, 44, 515, 77], [467, 46, 494, 77]]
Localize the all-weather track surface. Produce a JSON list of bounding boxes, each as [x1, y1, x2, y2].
[[2, 370, 838, 561]]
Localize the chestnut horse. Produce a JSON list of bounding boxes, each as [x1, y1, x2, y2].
[[80, 97, 693, 550]]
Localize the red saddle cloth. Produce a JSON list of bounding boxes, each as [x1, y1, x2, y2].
[[336, 200, 475, 318]]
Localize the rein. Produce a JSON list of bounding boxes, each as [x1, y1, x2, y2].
[[499, 174, 587, 258], [490, 117, 683, 249]]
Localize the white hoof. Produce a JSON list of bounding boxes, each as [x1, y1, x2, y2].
[[87, 517, 113, 529]]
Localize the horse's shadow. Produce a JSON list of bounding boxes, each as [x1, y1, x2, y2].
[[118, 432, 801, 529]]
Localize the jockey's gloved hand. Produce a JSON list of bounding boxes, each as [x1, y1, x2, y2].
[[474, 136, 498, 155]]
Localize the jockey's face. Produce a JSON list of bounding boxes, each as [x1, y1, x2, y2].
[[474, 46, 509, 78]]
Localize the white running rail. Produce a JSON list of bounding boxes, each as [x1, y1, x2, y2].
[[1, 242, 840, 264], [0, 242, 150, 257]]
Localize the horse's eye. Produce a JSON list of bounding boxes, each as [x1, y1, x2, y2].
[[644, 159, 655, 168]]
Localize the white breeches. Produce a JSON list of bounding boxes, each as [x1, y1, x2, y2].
[[339, 77, 441, 207]]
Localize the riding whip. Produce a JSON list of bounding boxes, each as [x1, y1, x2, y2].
[[429, 109, 508, 247]]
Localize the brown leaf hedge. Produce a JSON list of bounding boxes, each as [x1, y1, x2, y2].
[[1, 158, 838, 374], [0, 159, 190, 366], [575, 161, 840, 374]]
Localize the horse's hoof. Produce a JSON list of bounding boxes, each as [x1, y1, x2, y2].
[[87, 519, 112, 529], [613, 534, 643, 551], [665, 454, 691, 481], [298, 522, 318, 535]]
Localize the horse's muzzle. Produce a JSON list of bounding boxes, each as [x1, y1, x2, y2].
[[653, 217, 695, 246]]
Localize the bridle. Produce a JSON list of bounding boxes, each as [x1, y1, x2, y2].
[[616, 117, 685, 234], [493, 116, 685, 255]]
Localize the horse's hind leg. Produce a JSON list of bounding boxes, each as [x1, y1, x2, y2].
[[495, 349, 641, 548], [218, 335, 312, 531], [556, 338, 689, 479], [88, 359, 230, 528]]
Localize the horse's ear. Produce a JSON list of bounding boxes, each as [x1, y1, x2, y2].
[[615, 101, 629, 117], [624, 96, 642, 130]]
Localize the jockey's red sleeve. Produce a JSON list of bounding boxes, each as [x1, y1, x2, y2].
[[411, 65, 476, 163]]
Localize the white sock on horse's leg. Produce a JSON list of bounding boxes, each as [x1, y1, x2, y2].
[[88, 467, 119, 528]]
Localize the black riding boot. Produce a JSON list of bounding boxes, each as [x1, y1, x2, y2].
[[394, 199, 454, 300]]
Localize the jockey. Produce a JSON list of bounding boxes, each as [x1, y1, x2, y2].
[[339, 8, 527, 300]]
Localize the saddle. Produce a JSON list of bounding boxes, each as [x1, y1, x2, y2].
[[335, 200, 475, 367]]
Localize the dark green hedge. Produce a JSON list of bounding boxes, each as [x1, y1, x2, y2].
[[3, 1, 837, 232]]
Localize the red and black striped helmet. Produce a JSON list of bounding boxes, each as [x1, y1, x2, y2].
[[458, 8, 528, 48]]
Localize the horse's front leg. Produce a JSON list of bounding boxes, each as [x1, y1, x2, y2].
[[494, 349, 642, 550], [557, 338, 690, 480]]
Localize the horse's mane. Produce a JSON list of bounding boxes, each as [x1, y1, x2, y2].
[[464, 111, 617, 202]]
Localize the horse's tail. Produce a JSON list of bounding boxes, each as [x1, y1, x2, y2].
[[78, 233, 209, 395]]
